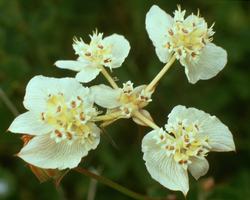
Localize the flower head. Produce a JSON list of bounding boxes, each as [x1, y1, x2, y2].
[[9, 76, 100, 169], [91, 81, 153, 125], [146, 5, 227, 84], [55, 30, 130, 83], [142, 105, 235, 195]]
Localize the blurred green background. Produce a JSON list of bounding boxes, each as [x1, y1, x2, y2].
[[0, 0, 250, 199]]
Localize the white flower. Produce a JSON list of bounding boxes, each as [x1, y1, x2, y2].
[[55, 30, 130, 83], [91, 81, 153, 125], [9, 75, 100, 169], [142, 105, 235, 195], [146, 5, 227, 84]]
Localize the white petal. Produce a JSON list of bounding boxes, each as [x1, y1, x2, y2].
[[142, 130, 189, 195], [24, 76, 87, 111], [18, 124, 100, 169], [133, 85, 147, 94], [184, 43, 227, 84], [103, 34, 130, 68], [91, 84, 121, 109], [146, 5, 173, 63], [75, 67, 101, 83], [168, 105, 235, 152], [167, 105, 189, 123], [54, 60, 89, 71], [200, 115, 235, 152], [188, 157, 209, 180], [8, 111, 52, 135], [155, 46, 171, 63]]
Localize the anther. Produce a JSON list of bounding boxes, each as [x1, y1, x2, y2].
[[85, 52, 91, 57], [77, 96, 82, 101], [80, 112, 85, 121], [177, 49, 182, 56], [41, 112, 45, 120], [104, 58, 112, 63], [71, 101, 76, 108], [168, 29, 174, 36], [67, 132, 73, 140], [57, 106, 61, 113], [98, 45, 104, 49], [169, 146, 175, 150], [182, 28, 188, 34], [55, 130, 62, 138]]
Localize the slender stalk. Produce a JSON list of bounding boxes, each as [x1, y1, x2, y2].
[[0, 87, 19, 116], [74, 167, 162, 200], [145, 55, 176, 92], [100, 66, 119, 89], [92, 111, 122, 122], [87, 168, 102, 200], [133, 111, 159, 130]]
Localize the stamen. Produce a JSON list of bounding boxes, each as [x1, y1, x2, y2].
[[104, 58, 112, 63], [41, 112, 45, 120], [85, 52, 91, 57], [98, 45, 104, 49], [71, 101, 76, 108], [43, 93, 96, 144], [57, 106, 61, 113], [168, 29, 174, 36], [55, 130, 63, 138]]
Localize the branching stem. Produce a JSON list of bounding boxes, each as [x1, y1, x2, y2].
[[146, 55, 176, 92], [100, 66, 119, 89], [74, 167, 163, 200], [0, 87, 19, 117], [133, 110, 159, 130], [92, 111, 122, 122]]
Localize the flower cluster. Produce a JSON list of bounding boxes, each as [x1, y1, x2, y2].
[[9, 4, 235, 196], [146, 5, 227, 84], [142, 105, 235, 195]]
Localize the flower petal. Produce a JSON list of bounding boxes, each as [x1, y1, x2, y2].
[[90, 84, 121, 109], [146, 5, 173, 63], [103, 34, 130, 68], [75, 67, 101, 83], [24, 76, 87, 111], [18, 124, 100, 169], [188, 157, 209, 180], [142, 130, 189, 195], [54, 60, 89, 71], [184, 43, 227, 84], [9, 111, 52, 135], [133, 85, 147, 94], [168, 105, 235, 152], [200, 115, 235, 152]]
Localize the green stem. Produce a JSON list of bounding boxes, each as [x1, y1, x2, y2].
[[74, 167, 163, 200], [0, 87, 19, 116]]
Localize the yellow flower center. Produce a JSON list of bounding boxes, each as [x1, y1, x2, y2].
[[166, 8, 214, 62], [158, 121, 210, 168], [118, 82, 152, 116], [41, 93, 96, 144], [73, 31, 113, 67]]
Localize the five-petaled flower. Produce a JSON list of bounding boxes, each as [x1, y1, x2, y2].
[[55, 30, 130, 83], [146, 5, 227, 84], [91, 81, 153, 126], [142, 105, 235, 195], [9, 76, 100, 169]]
